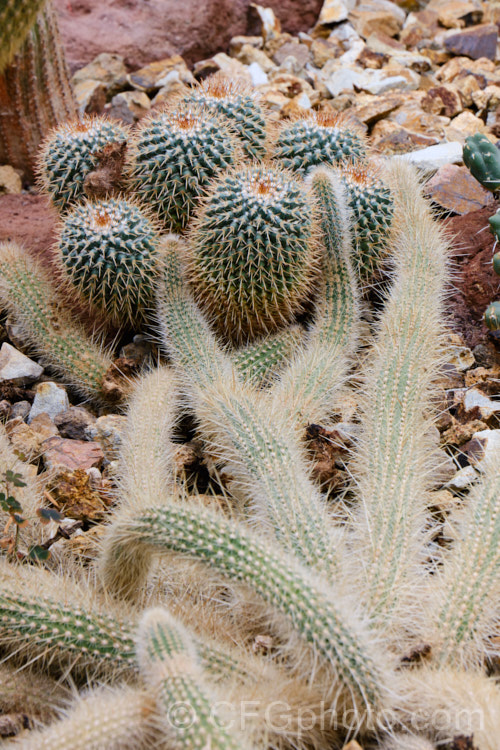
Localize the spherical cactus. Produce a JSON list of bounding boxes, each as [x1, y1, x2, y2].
[[463, 133, 500, 192], [484, 301, 500, 331], [181, 73, 267, 160], [272, 111, 367, 174], [56, 197, 161, 325], [489, 208, 500, 242], [38, 116, 129, 211], [493, 253, 500, 277], [340, 164, 394, 279], [128, 101, 240, 231], [188, 163, 320, 344]]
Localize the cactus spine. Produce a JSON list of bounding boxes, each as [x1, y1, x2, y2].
[[349, 161, 449, 623], [101, 502, 391, 720], [233, 325, 303, 387], [0, 1, 76, 179], [56, 197, 162, 325], [0, 242, 115, 399], [0, 0, 48, 70], [188, 164, 320, 344]]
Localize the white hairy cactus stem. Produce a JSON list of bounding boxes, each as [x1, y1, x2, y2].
[[101, 502, 392, 719], [269, 166, 360, 429], [137, 608, 249, 750], [156, 236, 341, 579], [349, 161, 450, 622]]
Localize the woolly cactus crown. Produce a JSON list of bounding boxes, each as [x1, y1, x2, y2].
[[181, 73, 268, 159], [188, 163, 320, 343], [56, 197, 161, 325], [38, 116, 129, 210], [129, 101, 240, 231], [273, 111, 367, 174]]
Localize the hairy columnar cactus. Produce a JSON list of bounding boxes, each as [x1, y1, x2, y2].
[[0, 0, 47, 70], [424, 448, 500, 668], [100, 502, 392, 721], [56, 197, 162, 325], [233, 325, 303, 387], [137, 609, 249, 750], [0, 1, 76, 179], [129, 101, 239, 230], [269, 166, 360, 430], [6, 688, 160, 750], [341, 163, 394, 280], [181, 73, 267, 159], [38, 116, 129, 211], [157, 237, 342, 579], [273, 111, 367, 174], [0, 242, 114, 400], [188, 164, 320, 344], [463, 132, 500, 192], [349, 161, 449, 625]]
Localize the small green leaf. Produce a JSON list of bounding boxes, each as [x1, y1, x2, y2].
[[28, 545, 51, 562], [5, 471, 27, 488], [5, 497, 22, 512], [37, 508, 63, 524], [12, 514, 28, 527]]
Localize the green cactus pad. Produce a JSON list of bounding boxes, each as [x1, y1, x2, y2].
[[493, 253, 500, 276], [489, 209, 500, 242], [463, 133, 500, 192], [181, 74, 267, 159], [484, 301, 500, 331], [273, 111, 367, 174], [129, 102, 240, 231], [188, 164, 320, 343], [341, 164, 394, 279], [38, 116, 129, 211], [57, 197, 161, 324]]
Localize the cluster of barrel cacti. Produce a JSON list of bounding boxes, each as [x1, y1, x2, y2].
[[0, 73, 499, 750], [463, 132, 500, 330]]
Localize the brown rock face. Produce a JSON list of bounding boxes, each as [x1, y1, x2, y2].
[[54, 0, 323, 72], [444, 24, 498, 61]]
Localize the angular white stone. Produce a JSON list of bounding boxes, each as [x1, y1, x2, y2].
[[398, 142, 464, 170], [248, 61, 269, 86], [0, 343, 43, 385], [28, 382, 69, 423], [445, 465, 478, 490]]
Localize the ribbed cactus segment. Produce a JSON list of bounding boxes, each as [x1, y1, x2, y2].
[[57, 197, 161, 324], [0, 590, 135, 674], [463, 132, 500, 192], [489, 208, 500, 240], [129, 102, 239, 231], [157, 238, 341, 579], [38, 116, 129, 211], [493, 252, 500, 276], [189, 164, 319, 343], [273, 111, 367, 174], [233, 326, 303, 386], [484, 300, 500, 330], [9, 688, 159, 750], [137, 609, 244, 750], [0, 242, 113, 399], [269, 167, 360, 429], [350, 161, 449, 623], [341, 164, 394, 279], [0, 0, 47, 70], [430, 449, 500, 667], [103, 503, 390, 717], [182, 74, 267, 159]]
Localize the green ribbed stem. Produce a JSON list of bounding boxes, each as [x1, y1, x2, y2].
[[157, 240, 339, 579], [138, 610, 243, 749], [233, 326, 303, 387], [0, 0, 47, 70], [105, 503, 389, 715], [0, 242, 112, 399], [270, 168, 360, 429]]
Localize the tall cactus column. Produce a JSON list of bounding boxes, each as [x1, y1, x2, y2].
[[0, 1, 76, 179]]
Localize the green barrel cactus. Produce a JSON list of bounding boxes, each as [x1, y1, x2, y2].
[[273, 111, 367, 174], [484, 301, 500, 330], [181, 73, 267, 159], [493, 253, 500, 276], [56, 197, 162, 325], [38, 116, 129, 211], [463, 133, 500, 192], [341, 164, 394, 279], [128, 101, 240, 231], [188, 164, 320, 344], [489, 208, 500, 242]]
